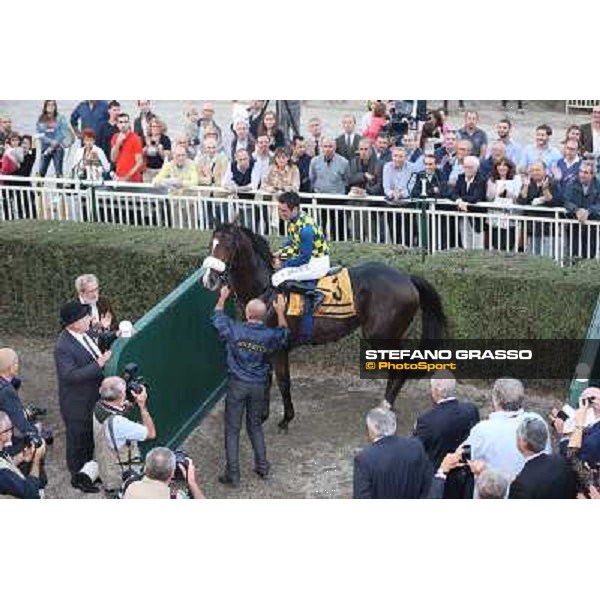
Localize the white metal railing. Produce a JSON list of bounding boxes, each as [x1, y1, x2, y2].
[[1, 175, 599, 264], [565, 100, 600, 114]]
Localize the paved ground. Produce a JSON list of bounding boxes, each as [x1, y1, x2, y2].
[[0, 333, 566, 499]]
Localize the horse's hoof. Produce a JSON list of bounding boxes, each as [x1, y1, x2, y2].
[[261, 413, 270, 424], [278, 420, 289, 433], [380, 399, 392, 411]]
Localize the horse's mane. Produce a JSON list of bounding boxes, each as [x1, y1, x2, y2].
[[240, 226, 274, 272], [215, 223, 273, 272]]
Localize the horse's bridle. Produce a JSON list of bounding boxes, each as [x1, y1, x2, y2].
[[201, 230, 275, 315]]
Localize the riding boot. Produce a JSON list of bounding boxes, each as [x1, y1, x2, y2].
[[311, 290, 325, 312]]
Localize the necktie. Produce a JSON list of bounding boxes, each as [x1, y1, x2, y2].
[[347, 135, 351, 149], [314, 140, 319, 156], [82, 334, 100, 359]]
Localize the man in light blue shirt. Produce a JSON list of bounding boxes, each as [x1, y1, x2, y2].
[[462, 378, 551, 483], [383, 146, 415, 201], [491, 118, 521, 166], [519, 124, 562, 174], [383, 146, 417, 245], [93, 376, 157, 496]]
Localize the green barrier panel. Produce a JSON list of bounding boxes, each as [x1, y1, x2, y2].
[[569, 293, 600, 407], [104, 267, 227, 450]]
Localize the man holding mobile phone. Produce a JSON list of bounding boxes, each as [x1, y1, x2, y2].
[[565, 388, 600, 465]]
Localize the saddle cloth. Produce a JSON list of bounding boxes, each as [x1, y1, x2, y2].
[[287, 268, 356, 319]]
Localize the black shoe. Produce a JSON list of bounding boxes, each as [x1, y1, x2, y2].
[[254, 467, 270, 480], [71, 472, 100, 494], [218, 473, 240, 488]]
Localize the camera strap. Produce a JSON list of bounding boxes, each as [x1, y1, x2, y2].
[[106, 416, 139, 476]]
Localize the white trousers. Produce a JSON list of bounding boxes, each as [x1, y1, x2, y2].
[[272, 255, 331, 287]]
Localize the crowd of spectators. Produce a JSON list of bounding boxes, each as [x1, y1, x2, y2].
[[2, 100, 600, 255]]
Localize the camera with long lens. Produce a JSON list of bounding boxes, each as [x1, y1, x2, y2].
[[380, 100, 414, 143], [122, 363, 147, 402], [23, 405, 54, 448]]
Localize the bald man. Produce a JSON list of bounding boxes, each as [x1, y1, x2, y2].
[[0, 348, 38, 453], [211, 286, 289, 487]]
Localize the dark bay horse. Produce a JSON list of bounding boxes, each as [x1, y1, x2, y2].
[[202, 223, 447, 430]]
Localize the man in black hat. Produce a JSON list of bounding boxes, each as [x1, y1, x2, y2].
[[54, 301, 112, 493]]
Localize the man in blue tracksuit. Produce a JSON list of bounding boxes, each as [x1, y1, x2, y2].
[[211, 285, 289, 487]]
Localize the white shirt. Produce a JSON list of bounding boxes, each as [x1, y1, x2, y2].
[[251, 152, 271, 190], [465, 409, 551, 482], [73, 145, 111, 172], [593, 129, 600, 155], [105, 414, 148, 450], [79, 298, 99, 322], [67, 329, 101, 359]]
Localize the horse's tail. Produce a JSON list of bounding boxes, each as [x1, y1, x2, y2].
[[410, 275, 447, 343]]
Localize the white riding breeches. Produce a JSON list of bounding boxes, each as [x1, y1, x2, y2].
[[271, 255, 331, 287]]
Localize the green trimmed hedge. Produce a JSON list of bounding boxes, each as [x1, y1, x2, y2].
[[1, 221, 599, 344]]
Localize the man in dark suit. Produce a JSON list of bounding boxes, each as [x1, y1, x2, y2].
[[353, 407, 433, 499], [54, 301, 112, 493], [414, 370, 479, 470], [452, 155, 487, 249], [509, 416, 577, 499], [347, 139, 383, 194], [335, 114, 362, 161]]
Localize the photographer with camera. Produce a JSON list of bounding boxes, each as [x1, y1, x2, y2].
[[554, 388, 600, 499], [0, 348, 38, 451], [93, 375, 156, 497], [123, 447, 205, 499], [0, 411, 46, 499]]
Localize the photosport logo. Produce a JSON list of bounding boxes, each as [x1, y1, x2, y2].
[[359, 339, 588, 380]]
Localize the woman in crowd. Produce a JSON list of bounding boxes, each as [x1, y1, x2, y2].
[[362, 101, 387, 141], [36, 100, 69, 178], [71, 129, 111, 182], [486, 157, 521, 251], [420, 109, 448, 153], [261, 147, 300, 234], [262, 147, 300, 194], [15, 135, 36, 179], [143, 117, 172, 182], [257, 110, 285, 152]]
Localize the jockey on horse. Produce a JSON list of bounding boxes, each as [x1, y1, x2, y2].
[[271, 191, 330, 336]]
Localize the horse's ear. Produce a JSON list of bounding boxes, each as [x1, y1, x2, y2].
[[231, 212, 241, 228]]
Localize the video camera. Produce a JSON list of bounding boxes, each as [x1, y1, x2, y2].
[[122, 363, 148, 402], [380, 101, 419, 143], [23, 405, 54, 448]]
